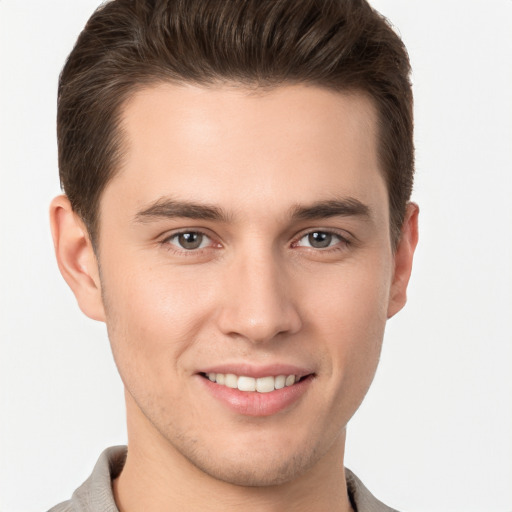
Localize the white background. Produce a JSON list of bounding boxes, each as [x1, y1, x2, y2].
[[1, 1, 511, 511]]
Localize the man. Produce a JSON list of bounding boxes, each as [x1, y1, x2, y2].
[[48, 0, 418, 510]]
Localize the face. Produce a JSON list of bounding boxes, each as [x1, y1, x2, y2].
[[88, 84, 413, 486]]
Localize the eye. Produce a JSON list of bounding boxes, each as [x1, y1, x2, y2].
[[295, 231, 346, 249], [166, 231, 211, 250]]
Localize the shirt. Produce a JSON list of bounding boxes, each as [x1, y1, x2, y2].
[[48, 446, 398, 512]]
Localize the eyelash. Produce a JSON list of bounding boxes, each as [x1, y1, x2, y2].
[[160, 230, 218, 256], [293, 230, 352, 251], [159, 228, 352, 255]]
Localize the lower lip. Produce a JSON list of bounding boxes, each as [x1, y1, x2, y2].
[[198, 375, 313, 417]]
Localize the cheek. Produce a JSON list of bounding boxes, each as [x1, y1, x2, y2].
[[100, 260, 215, 383], [303, 258, 391, 377], [306, 256, 390, 330]]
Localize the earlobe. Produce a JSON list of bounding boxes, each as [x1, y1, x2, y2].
[[49, 195, 106, 322], [387, 202, 419, 319]]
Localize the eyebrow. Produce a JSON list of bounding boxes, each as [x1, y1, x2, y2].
[[134, 198, 230, 223], [134, 196, 371, 224], [290, 198, 371, 221]]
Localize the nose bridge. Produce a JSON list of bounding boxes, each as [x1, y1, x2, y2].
[[217, 244, 302, 343]]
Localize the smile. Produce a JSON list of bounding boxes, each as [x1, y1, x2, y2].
[[199, 370, 314, 416], [202, 373, 301, 393]]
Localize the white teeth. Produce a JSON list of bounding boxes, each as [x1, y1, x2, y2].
[[206, 373, 300, 392], [285, 375, 296, 387], [224, 373, 238, 389], [274, 375, 286, 389], [256, 376, 275, 393], [237, 376, 256, 392]]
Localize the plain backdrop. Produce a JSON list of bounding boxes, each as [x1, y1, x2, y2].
[[1, 1, 511, 511]]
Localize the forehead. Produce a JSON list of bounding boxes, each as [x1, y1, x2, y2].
[[104, 83, 386, 224]]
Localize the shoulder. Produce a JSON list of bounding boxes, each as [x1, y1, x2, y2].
[[346, 468, 400, 512], [46, 446, 126, 512], [48, 501, 74, 512]]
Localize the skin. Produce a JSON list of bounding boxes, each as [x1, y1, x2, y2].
[[50, 83, 418, 512]]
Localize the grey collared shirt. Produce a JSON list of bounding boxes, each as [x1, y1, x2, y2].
[[48, 446, 398, 512]]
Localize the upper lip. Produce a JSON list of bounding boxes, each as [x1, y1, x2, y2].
[[197, 363, 315, 379]]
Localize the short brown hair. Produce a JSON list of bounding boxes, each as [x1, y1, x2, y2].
[[58, 0, 413, 245]]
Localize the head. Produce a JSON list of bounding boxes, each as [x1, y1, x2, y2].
[[51, 0, 418, 491]]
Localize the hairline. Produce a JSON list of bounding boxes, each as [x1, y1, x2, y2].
[[87, 78, 399, 255]]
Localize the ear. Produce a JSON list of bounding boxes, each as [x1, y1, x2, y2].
[[49, 195, 106, 322], [387, 202, 419, 319]]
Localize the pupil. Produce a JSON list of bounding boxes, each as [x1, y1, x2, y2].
[[179, 232, 202, 249], [309, 232, 331, 248]]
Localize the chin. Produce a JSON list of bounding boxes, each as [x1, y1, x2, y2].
[[168, 427, 332, 488], [190, 450, 317, 487]]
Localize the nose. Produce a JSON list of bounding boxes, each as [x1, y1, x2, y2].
[[216, 249, 302, 344]]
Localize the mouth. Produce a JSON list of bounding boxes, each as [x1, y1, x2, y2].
[[200, 372, 313, 393], [197, 364, 315, 416]]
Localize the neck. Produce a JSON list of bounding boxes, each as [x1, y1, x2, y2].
[[113, 393, 354, 512]]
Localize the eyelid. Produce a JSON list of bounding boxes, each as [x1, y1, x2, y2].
[[292, 227, 353, 249], [160, 228, 221, 252], [157, 226, 354, 253]]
